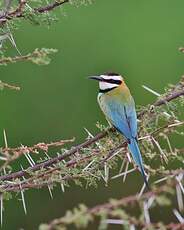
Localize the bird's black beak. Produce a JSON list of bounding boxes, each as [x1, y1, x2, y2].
[[88, 76, 103, 81]]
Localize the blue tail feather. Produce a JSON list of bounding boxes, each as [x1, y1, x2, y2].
[[128, 138, 149, 188]]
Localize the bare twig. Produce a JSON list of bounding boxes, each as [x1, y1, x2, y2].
[[154, 89, 184, 106], [0, 138, 75, 168], [0, 48, 57, 65], [1, 138, 75, 156], [0, 0, 69, 26], [43, 181, 184, 230], [0, 81, 20, 90], [35, 0, 69, 13]]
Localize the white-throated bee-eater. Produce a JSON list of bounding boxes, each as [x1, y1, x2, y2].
[[89, 72, 148, 187]]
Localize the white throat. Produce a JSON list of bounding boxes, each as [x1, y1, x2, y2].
[[99, 81, 118, 90]]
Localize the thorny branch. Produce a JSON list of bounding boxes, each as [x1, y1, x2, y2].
[[0, 80, 20, 90], [0, 78, 183, 230], [0, 0, 69, 26], [0, 77, 183, 190], [1, 139, 74, 156], [0, 129, 108, 181], [154, 89, 184, 106], [0, 48, 57, 65], [0, 48, 57, 92], [138, 76, 184, 117], [41, 181, 184, 230], [0, 138, 74, 165], [35, 0, 69, 13]]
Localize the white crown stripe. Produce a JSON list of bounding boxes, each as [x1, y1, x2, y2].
[[101, 75, 123, 81]]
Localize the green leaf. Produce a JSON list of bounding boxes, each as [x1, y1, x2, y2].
[[155, 195, 171, 206]]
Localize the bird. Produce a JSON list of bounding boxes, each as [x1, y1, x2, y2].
[[89, 72, 148, 187]]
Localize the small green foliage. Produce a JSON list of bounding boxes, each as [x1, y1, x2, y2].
[[44, 204, 93, 230], [111, 208, 129, 219], [0, 48, 57, 66], [0, 3, 184, 227], [39, 224, 50, 230], [96, 122, 108, 131], [155, 195, 171, 206], [98, 210, 108, 230], [156, 222, 168, 230], [24, 48, 58, 65], [2, 192, 12, 201]]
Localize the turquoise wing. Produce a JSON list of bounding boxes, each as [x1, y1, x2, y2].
[[125, 102, 137, 138], [98, 93, 148, 186], [99, 96, 137, 139]]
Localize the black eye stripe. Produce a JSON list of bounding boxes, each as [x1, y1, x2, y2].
[[103, 79, 122, 84], [99, 86, 117, 93]]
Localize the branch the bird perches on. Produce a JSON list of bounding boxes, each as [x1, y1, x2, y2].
[[0, 77, 183, 192], [0, 77, 183, 230]]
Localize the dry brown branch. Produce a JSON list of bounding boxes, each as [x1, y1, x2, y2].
[[1, 138, 75, 156], [0, 0, 69, 26], [138, 82, 184, 117], [44, 181, 184, 230], [0, 48, 57, 65], [0, 138, 74, 169], [154, 89, 184, 106], [0, 80, 20, 90], [89, 185, 170, 213], [1, 150, 183, 193], [179, 47, 184, 53], [35, 0, 69, 13], [0, 80, 183, 184], [0, 130, 108, 181], [0, 53, 35, 64], [0, 121, 183, 193]]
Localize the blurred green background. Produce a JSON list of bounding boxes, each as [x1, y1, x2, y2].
[[0, 0, 184, 229]]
